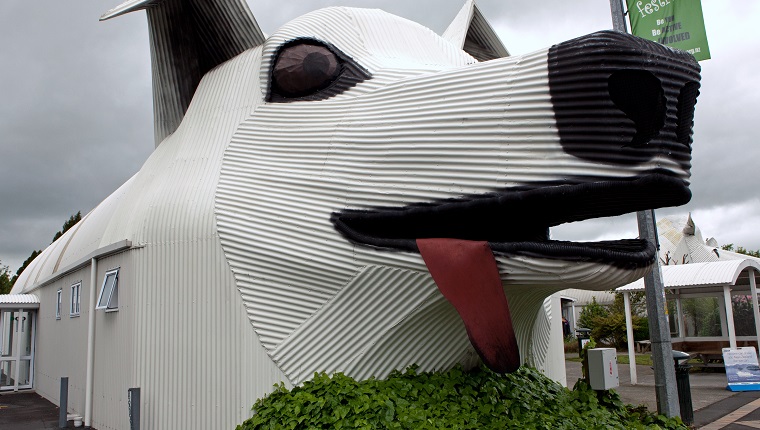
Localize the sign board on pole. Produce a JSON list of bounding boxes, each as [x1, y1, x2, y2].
[[626, 0, 711, 61], [723, 347, 760, 392]]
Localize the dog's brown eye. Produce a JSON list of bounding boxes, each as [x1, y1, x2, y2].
[[272, 43, 340, 98], [268, 39, 371, 103]]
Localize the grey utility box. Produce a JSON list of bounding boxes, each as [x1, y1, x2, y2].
[[588, 348, 619, 390]]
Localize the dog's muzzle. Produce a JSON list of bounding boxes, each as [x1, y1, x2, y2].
[[549, 30, 700, 170], [330, 31, 701, 374]]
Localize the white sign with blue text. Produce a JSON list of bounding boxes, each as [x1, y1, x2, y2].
[[723, 347, 760, 392]]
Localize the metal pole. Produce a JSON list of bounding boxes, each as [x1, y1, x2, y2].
[[638, 210, 680, 417], [13, 309, 21, 392], [609, 0, 629, 33], [748, 270, 760, 354], [85, 257, 97, 428], [607, 0, 680, 416], [59, 377, 68, 429], [624, 292, 638, 385], [723, 285, 738, 349], [676, 294, 685, 338]]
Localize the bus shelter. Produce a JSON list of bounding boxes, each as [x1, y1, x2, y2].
[[617, 259, 760, 384]]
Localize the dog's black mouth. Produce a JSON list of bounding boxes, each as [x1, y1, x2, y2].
[[331, 172, 690, 269]]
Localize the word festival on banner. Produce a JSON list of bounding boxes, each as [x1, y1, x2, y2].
[[626, 0, 711, 61]]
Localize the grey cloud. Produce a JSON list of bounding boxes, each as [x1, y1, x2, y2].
[[1, 0, 758, 271]]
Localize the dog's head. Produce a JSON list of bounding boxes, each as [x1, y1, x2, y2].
[[204, 6, 700, 380]]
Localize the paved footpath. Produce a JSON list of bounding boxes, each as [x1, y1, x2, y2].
[[0, 391, 68, 429], [566, 358, 760, 429]]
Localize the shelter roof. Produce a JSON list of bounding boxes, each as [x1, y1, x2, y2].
[[0, 294, 40, 309], [617, 259, 760, 292], [559, 288, 615, 305]]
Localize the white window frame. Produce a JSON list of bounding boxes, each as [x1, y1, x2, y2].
[[70, 282, 81, 317], [96, 268, 120, 312], [56, 289, 62, 320]]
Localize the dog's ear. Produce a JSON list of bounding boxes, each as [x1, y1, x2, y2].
[[442, 0, 509, 62], [102, 0, 266, 146]]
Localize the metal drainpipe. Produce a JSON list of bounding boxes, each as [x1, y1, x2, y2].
[[85, 257, 97, 428]]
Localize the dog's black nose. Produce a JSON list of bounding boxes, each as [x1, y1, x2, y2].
[[548, 31, 700, 170]]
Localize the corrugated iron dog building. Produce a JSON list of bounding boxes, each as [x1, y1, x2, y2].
[[6, 0, 700, 428]]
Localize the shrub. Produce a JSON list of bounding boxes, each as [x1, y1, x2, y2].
[[580, 294, 649, 349], [237, 366, 686, 430], [577, 297, 609, 331]]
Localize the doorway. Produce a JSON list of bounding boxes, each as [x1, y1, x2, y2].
[[0, 309, 35, 391]]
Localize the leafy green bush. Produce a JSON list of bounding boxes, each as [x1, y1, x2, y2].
[[579, 294, 649, 348], [577, 297, 609, 332], [237, 366, 686, 430]]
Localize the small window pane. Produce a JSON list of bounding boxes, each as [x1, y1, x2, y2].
[[97, 269, 119, 311], [56, 290, 62, 320], [70, 283, 81, 316]]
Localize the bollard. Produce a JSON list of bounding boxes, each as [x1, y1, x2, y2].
[[128, 388, 141, 430], [673, 351, 693, 425], [59, 377, 68, 429]]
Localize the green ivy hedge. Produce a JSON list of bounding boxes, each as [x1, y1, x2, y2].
[[237, 366, 686, 429]]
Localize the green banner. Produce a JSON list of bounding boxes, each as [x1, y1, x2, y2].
[[626, 0, 711, 61]]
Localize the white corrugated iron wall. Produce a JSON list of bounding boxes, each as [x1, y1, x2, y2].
[[33, 268, 91, 417], [130, 240, 287, 430], [20, 43, 281, 430], [90, 251, 135, 430], [31, 241, 286, 430]]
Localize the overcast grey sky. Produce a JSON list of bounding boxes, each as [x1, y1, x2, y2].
[[0, 0, 758, 272]]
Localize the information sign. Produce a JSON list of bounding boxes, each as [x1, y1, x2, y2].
[[723, 347, 760, 392]]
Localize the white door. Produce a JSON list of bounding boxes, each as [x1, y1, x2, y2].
[[0, 309, 35, 391]]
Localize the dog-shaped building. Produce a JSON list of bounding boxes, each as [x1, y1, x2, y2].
[[8, 0, 700, 428]]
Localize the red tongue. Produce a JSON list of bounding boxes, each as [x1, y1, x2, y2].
[[417, 238, 520, 373]]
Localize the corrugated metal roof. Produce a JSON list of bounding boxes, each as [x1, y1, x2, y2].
[[0, 294, 40, 306], [617, 259, 760, 291], [559, 288, 616, 306]]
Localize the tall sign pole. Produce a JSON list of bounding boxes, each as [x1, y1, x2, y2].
[[637, 210, 680, 417], [608, 0, 680, 418]]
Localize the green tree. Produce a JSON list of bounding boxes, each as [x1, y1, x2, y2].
[[579, 294, 649, 349], [51, 211, 82, 243], [11, 250, 42, 287], [0, 263, 12, 294], [577, 297, 609, 331], [721, 243, 760, 258], [10, 211, 82, 287]]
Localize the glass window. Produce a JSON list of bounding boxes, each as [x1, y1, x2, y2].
[[681, 297, 722, 337], [96, 269, 119, 311], [732, 294, 757, 337], [56, 289, 62, 320], [667, 298, 679, 338], [70, 282, 81, 317]]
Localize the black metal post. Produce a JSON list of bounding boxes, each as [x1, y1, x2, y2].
[[673, 351, 694, 425], [128, 387, 141, 430], [59, 377, 68, 429]]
